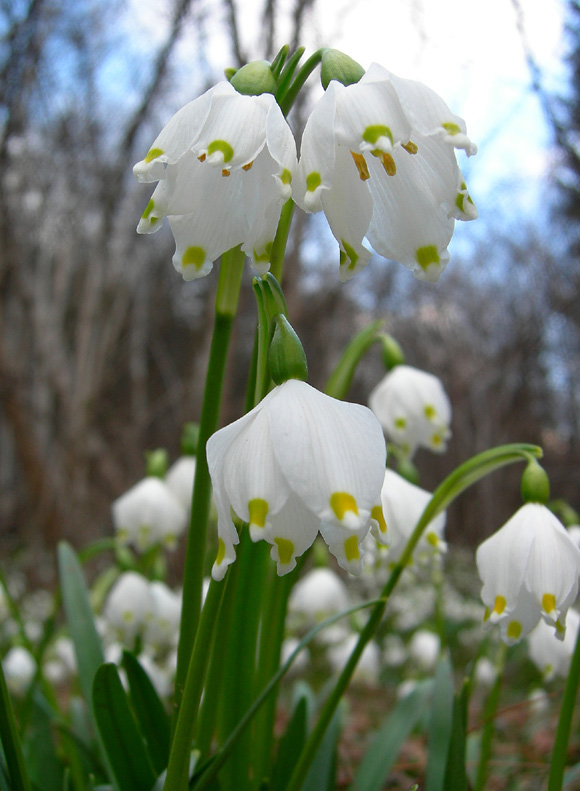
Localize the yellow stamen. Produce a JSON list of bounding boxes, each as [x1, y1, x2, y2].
[[222, 169, 230, 177], [242, 161, 253, 171], [379, 152, 396, 176], [198, 153, 206, 162], [402, 141, 418, 154], [350, 151, 370, 181]]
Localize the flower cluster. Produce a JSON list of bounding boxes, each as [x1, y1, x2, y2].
[[134, 60, 475, 284]]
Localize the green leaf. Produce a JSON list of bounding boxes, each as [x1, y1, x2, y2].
[[443, 681, 469, 791], [0, 654, 31, 791], [121, 652, 170, 775], [58, 542, 105, 707], [270, 695, 308, 791], [301, 706, 342, 791], [92, 663, 157, 791], [425, 655, 454, 791], [24, 694, 63, 791], [351, 681, 433, 791]]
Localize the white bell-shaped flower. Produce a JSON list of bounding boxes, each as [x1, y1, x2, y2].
[[134, 81, 296, 280], [327, 634, 381, 685], [408, 629, 440, 671], [288, 567, 351, 625], [165, 456, 196, 512], [369, 365, 452, 457], [476, 503, 580, 645], [207, 379, 386, 579], [112, 477, 187, 551], [144, 581, 182, 652], [103, 572, 153, 646], [528, 608, 580, 681], [379, 468, 447, 564], [295, 63, 476, 283], [2, 646, 36, 696]]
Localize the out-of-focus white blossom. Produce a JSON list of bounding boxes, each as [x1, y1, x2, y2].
[[2, 646, 36, 695], [112, 477, 187, 552], [103, 572, 153, 646], [165, 456, 197, 512], [288, 567, 351, 624], [369, 365, 451, 457], [408, 629, 440, 671], [327, 634, 381, 685], [528, 608, 580, 682], [144, 582, 182, 652]]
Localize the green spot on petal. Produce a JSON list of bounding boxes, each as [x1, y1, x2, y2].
[[442, 122, 461, 136], [344, 535, 360, 562], [182, 246, 206, 271], [416, 245, 440, 271], [362, 125, 393, 146], [455, 192, 465, 212], [371, 505, 387, 534], [330, 492, 359, 521], [339, 240, 359, 271], [394, 417, 407, 430], [145, 147, 164, 163], [207, 139, 234, 163], [249, 498, 269, 528], [253, 241, 273, 263], [426, 531, 439, 547], [424, 404, 436, 420], [274, 537, 294, 566], [542, 593, 556, 613], [306, 171, 321, 192], [281, 168, 292, 185], [142, 199, 155, 219], [216, 538, 226, 566], [493, 595, 506, 615], [506, 620, 522, 640]]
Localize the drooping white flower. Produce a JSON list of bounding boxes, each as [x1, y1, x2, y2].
[[295, 63, 477, 283], [103, 572, 153, 646], [528, 608, 580, 681], [369, 365, 452, 457], [408, 629, 440, 671], [328, 634, 381, 685], [112, 477, 187, 551], [2, 646, 36, 695], [144, 581, 182, 652], [134, 82, 296, 280], [207, 379, 386, 579], [165, 456, 196, 512], [288, 567, 351, 625], [476, 503, 580, 645], [380, 468, 446, 564]]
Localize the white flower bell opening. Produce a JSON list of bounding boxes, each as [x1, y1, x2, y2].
[[476, 503, 580, 645], [295, 63, 477, 283], [134, 82, 296, 280], [369, 365, 452, 457], [207, 379, 387, 579]]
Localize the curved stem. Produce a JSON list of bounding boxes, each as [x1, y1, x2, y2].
[[277, 48, 326, 116], [285, 443, 543, 791], [173, 247, 245, 719]]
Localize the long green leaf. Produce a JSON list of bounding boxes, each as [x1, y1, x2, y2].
[[92, 664, 157, 791], [425, 655, 454, 791], [24, 695, 63, 791], [351, 681, 433, 791], [0, 654, 31, 791], [58, 542, 105, 707], [270, 696, 308, 791], [443, 681, 469, 791], [121, 652, 170, 775], [301, 706, 341, 791]]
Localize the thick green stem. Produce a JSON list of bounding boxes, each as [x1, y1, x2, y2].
[[269, 199, 294, 282], [285, 443, 543, 791], [163, 580, 226, 791], [548, 621, 580, 791], [173, 247, 244, 718], [474, 642, 506, 791], [277, 49, 325, 116]]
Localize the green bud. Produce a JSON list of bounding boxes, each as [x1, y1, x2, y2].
[[379, 334, 405, 370], [145, 448, 169, 478], [521, 458, 550, 505], [321, 48, 365, 90], [269, 314, 308, 385], [230, 60, 277, 96], [180, 422, 199, 456], [224, 67, 237, 81]]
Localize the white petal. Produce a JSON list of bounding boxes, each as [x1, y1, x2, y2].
[[296, 85, 339, 213], [262, 494, 321, 575], [319, 521, 370, 575], [269, 380, 386, 530]]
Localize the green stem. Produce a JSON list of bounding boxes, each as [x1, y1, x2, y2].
[[474, 642, 506, 791], [285, 443, 543, 791], [278, 49, 326, 116], [324, 320, 384, 400], [269, 199, 294, 283], [173, 247, 245, 719], [163, 580, 226, 791], [548, 620, 580, 791]]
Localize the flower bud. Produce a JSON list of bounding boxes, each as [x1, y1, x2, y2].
[[230, 60, 277, 96], [379, 334, 405, 370], [269, 314, 308, 385], [521, 458, 550, 505], [180, 422, 199, 456], [320, 48, 365, 90], [145, 448, 169, 478]]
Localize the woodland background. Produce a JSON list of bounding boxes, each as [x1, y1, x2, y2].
[[1, 0, 579, 576]]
